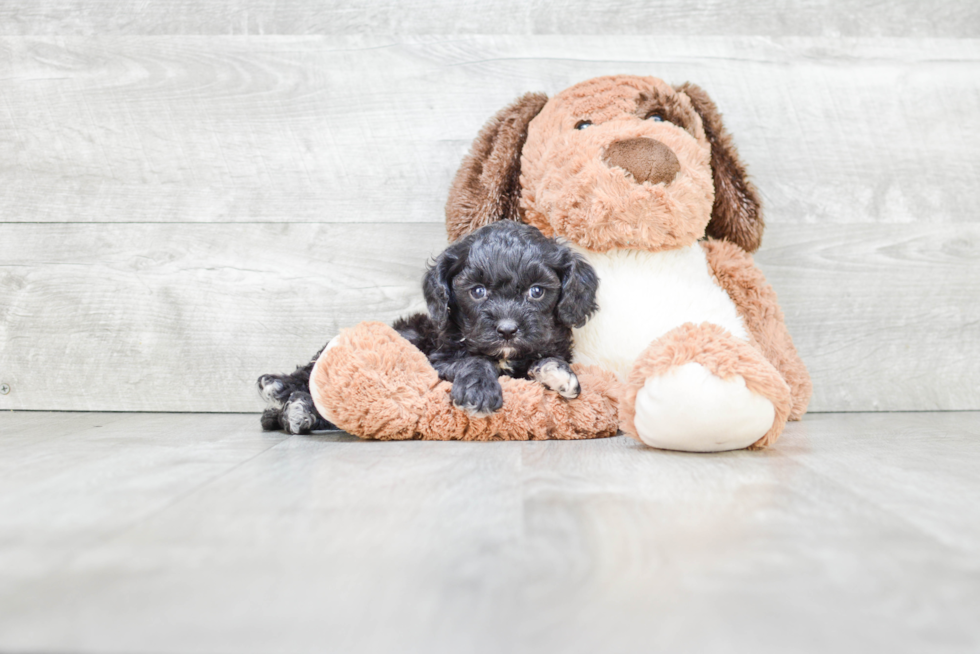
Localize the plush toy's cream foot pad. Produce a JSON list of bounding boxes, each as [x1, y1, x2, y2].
[[309, 321, 621, 441], [621, 322, 793, 451], [633, 362, 775, 452]]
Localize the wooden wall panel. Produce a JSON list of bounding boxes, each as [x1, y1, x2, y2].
[[1, 37, 978, 226], [1, 1, 977, 37], [1, 31, 977, 414], [0, 223, 440, 412], [1, 222, 977, 413], [759, 224, 980, 412]]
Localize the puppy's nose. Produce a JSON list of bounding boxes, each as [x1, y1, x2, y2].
[[496, 320, 519, 340], [602, 137, 680, 186]]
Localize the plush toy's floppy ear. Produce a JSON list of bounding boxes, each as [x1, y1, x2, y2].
[[556, 249, 600, 329], [675, 82, 764, 253], [422, 239, 467, 330], [445, 92, 549, 242]]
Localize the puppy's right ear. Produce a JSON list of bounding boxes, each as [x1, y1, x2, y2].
[[422, 241, 466, 330], [445, 92, 548, 243]]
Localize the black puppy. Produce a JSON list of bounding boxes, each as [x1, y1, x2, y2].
[[407, 220, 599, 415], [257, 221, 599, 432]]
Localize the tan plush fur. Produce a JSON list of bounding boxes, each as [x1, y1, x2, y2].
[[619, 323, 792, 448], [701, 239, 812, 419], [677, 83, 765, 253], [309, 75, 810, 448], [520, 76, 715, 253], [446, 92, 549, 242], [310, 322, 621, 441]]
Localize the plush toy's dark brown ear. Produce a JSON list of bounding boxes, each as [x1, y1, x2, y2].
[[675, 82, 764, 253], [445, 92, 548, 242]]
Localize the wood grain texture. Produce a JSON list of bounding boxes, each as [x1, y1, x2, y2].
[[1, 222, 977, 413], [0, 1, 977, 37], [759, 223, 980, 411], [0, 222, 440, 412], [0, 411, 978, 653], [1, 36, 978, 225]]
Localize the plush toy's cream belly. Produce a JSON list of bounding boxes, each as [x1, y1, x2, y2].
[[571, 243, 748, 380]]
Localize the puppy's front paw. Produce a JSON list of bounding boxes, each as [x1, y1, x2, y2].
[[451, 374, 504, 417], [260, 407, 281, 431], [529, 358, 580, 399]]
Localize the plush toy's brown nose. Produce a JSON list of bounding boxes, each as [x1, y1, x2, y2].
[[602, 137, 681, 186]]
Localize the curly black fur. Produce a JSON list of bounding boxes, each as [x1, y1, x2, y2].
[[257, 221, 599, 433]]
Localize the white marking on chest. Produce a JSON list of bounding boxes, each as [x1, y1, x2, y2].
[[496, 359, 514, 374], [571, 243, 748, 379]]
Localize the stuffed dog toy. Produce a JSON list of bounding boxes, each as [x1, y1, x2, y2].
[[307, 74, 811, 450]]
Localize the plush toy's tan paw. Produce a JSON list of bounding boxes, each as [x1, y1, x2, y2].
[[620, 322, 792, 451], [309, 322, 621, 441]]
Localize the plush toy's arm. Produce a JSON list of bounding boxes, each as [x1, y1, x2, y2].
[[309, 321, 621, 441], [702, 239, 812, 419]]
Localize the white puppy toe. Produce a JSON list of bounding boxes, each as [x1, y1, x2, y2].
[[633, 362, 775, 452], [532, 359, 580, 399]]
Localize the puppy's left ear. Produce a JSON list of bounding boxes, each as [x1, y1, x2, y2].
[[675, 82, 764, 253], [556, 250, 599, 328]]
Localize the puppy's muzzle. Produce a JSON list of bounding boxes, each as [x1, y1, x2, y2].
[[602, 137, 680, 186]]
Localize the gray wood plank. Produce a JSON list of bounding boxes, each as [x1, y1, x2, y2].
[[780, 412, 980, 549], [0, 413, 290, 611], [0, 1, 976, 37], [0, 222, 440, 412], [0, 415, 523, 654], [0, 411, 130, 451], [0, 411, 977, 653], [518, 413, 980, 653], [1, 36, 978, 226], [2, 222, 978, 413], [759, 224, 980, 412]]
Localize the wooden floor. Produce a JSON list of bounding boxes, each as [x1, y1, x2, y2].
[[1, 411, 977, 653]]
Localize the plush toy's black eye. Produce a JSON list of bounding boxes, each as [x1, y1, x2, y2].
[[575, 120, 593, 130], [646, 114, 664, 122], [470, 285, 486, 300], [528, 285, 545, 300]]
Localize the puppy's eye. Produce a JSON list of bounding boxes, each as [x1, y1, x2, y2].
[[470, 285, 486, 300], [575, 120, 593, 130], [528, 285, 545, 300], [646, 113, 665, 122]]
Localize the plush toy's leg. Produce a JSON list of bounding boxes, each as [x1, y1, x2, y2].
[[309, 324, 439, 439], [309, 322, 621, 441], [256, 348, 335, 434], [621, 322, 792, 452]]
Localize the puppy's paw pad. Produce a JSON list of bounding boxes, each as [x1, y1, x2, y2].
[[282, 392, 318, 435], [531, 359, 580, 399]]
